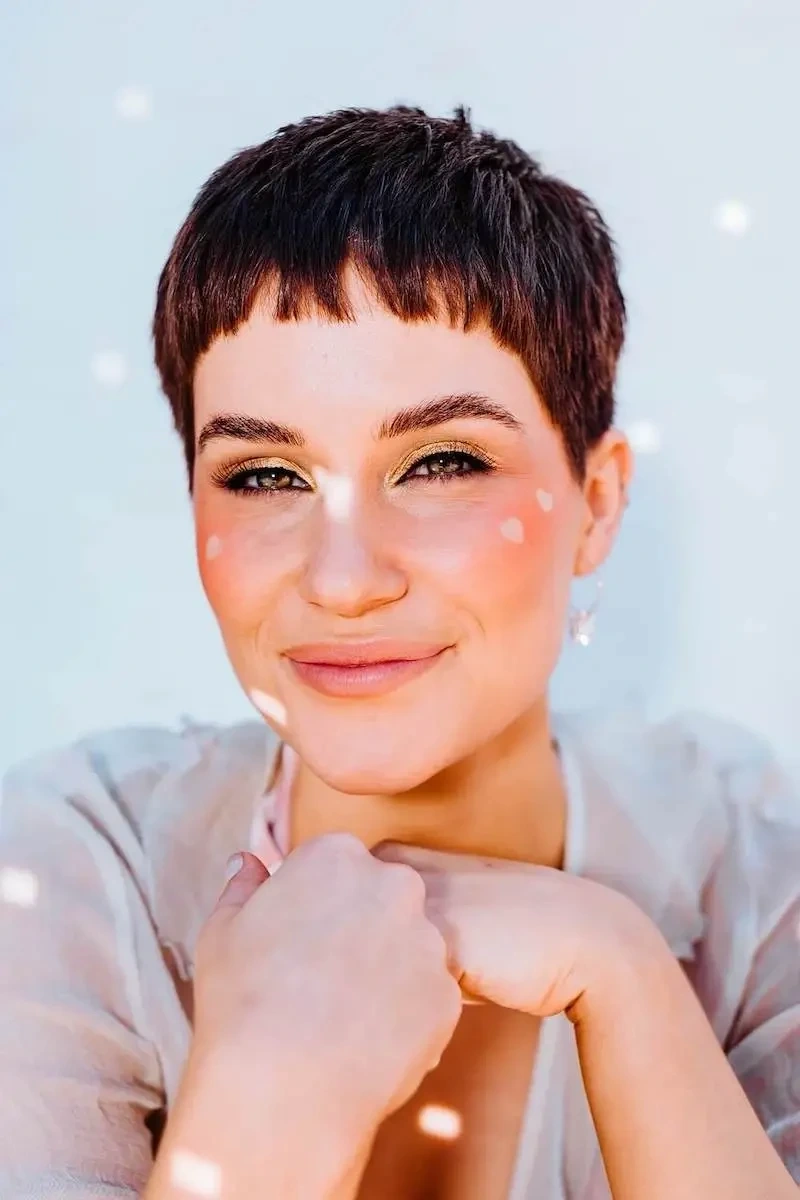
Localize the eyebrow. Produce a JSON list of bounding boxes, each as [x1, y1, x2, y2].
[[196, 392, 523, 454]]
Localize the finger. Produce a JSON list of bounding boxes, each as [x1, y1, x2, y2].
[[372, 840, 501, 871], [214, 851, 270, 913], [372, 840, 451, 867]]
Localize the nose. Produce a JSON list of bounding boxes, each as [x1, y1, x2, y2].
[[298, 504, 407, 619]]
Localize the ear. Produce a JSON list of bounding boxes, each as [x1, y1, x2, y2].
[[573, 430, 634, 577]]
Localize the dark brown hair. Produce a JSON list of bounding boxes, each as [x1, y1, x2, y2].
[[153, 105, 626, 487]]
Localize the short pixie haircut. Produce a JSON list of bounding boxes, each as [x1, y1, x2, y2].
[[153, 105, 626, 488]]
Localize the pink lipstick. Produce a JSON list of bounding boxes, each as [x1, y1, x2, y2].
[[283, 641, 449, 698]]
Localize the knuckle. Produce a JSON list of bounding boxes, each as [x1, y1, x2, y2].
[[309, 831, 366, 860], [383, 861, 426, 906]]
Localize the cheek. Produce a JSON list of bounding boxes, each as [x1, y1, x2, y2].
[[405, 493, 568, 620], [194, 503, 297, 623]]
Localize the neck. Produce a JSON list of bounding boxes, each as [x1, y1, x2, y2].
[[287, 701, 567, 869]]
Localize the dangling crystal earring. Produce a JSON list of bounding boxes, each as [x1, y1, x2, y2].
[[568, 577, 604, 647]]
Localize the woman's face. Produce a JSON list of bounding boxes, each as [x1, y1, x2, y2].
[[193, 270, 626, 792]]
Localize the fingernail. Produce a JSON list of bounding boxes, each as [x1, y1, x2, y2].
[[225, 853, 244, 882]]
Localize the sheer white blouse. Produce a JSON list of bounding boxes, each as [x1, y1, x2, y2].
[[1, 707, 798, 1197]]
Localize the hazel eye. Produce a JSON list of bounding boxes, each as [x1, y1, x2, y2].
[[400, 450, 493, 482], [223, 465, 311, 494]]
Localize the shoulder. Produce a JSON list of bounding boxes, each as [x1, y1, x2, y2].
[[559, 706, 799, 962], [1, 718, 279, 1023], [1, 718, 278, 901], [2, 721, 217, 848], [561, 704, 797, 834]]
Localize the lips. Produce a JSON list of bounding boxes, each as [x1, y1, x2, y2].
[[283, 641, 449, 698]]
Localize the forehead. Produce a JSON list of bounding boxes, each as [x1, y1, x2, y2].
[[193, 271, 540, 431]]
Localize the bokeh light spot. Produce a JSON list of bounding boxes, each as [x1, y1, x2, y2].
[[0, 867, 39, 907], [624, 420, 662, 455], [114, 86, 153, 121], [169, 1148, 221, 1197], [714, 200, 751, 236], [205, 535, 223, 561], [90, 350, 128, 388], [418, 1103, 463, 1141], [250, 689, 287, 726], [315, 467, 355, 521], [499, 517, 525, 543]]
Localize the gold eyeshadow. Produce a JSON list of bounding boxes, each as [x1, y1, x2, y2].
[[386, 439, 498, 485], [210, 456, 315, 489]]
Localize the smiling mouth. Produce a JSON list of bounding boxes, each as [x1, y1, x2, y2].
[[283, 643, 450, 698]]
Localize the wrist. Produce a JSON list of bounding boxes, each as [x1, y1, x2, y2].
[[568, 890, 678, 1028], [156, 1036, 374, 1199]]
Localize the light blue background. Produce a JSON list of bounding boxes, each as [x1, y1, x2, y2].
[[2, 1, 798, 779]]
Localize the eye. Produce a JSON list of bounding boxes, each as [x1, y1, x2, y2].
[[398, 448, 495, 483], [217, 462, 312, 495]]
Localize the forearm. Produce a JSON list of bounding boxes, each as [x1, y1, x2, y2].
[[572, 915, 796, 1200], [144, 1046, 374, 1200]]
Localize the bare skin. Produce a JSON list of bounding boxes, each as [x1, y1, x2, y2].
[[355, 1004, 540, 1200]]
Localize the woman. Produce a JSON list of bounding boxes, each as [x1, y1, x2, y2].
[[1, 105, 798, 1199]]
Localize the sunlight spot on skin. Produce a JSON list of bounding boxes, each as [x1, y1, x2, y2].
[[249, 689, 288, 727], [0, 867, 39, 908], [418, 1104, 463, 1141], [90, 350, 128, 388], [315, 467, 355, 521], [169, 1148, 221, 1197], [714, 199, 751, 236], [114, 86, 154, 121], [624, 420, 662, 455], [499, 517, 525, 544], [535, 488, 554, 512], [205, 534, 223, 561]]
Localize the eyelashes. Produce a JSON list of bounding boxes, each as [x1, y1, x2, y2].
[[213, 442, 498, 497], [211, 459, 313, 495], [391, 441, 497, 485]]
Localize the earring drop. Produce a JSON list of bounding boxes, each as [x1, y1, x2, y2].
[[568, 578, 603, 647]]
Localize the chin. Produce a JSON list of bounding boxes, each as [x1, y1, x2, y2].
[[290, 711, 465, 795], [303, 743, 440, 796]]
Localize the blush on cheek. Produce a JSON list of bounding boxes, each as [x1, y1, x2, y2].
[[196, 514, 286, 618], [495, 498, 564, 596], [488, 505, 560, 591], [410, 497, 559, 602]]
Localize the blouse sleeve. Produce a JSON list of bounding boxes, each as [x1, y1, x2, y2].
[[0, 750, 165, 1197], [720, 753, 800, 1181]]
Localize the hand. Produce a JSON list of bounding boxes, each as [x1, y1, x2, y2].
[[191, 836, 463, 1136], [371, 842, 659, 1020]]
